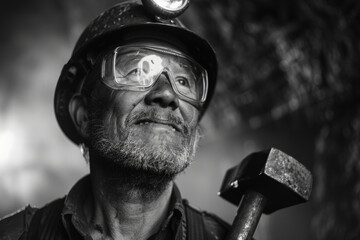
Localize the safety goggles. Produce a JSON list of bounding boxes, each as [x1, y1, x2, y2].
[[101, 46, 208, 105]]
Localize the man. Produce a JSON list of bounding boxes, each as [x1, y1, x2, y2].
[[0, 0, 229, 239]]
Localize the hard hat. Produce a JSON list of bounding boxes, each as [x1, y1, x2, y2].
[[54, 0, 217, 144]]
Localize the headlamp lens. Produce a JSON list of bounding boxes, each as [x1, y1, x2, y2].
[[142, 0, 190, 19], [101, 46, 208, 104], [153, 0, 188, 10]]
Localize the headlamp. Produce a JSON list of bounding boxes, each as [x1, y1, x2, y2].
[[141, 0, 190, 19]]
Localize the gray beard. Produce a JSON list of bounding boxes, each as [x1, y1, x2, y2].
[[88, 112, 201, 178]]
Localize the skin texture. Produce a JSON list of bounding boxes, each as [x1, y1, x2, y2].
[[68, 40, 202, 240]]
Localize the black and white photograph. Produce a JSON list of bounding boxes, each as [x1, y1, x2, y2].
[[0, 0, 358, 239]]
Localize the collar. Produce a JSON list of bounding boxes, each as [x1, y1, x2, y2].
[[61, 175, 186, 240]]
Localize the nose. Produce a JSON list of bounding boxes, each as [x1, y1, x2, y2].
[[144, 73, 180, 110]]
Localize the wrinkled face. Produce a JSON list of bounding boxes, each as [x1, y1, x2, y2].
[[85, 41, 202, 176]]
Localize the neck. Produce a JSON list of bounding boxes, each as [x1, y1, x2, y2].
[[87, 155, 174, 240]]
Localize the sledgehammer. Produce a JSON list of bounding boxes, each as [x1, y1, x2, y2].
[[218, 148, 313, 240]]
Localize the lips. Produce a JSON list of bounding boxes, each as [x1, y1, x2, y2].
[[134, 118, 182, 133]]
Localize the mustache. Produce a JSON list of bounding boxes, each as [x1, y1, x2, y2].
[[126, 108, 191, 135]]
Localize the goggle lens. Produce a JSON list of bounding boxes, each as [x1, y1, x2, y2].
[[102, 46, 208, 103]]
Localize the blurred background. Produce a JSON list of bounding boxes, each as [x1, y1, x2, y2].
[[0, 0, 359, 239]]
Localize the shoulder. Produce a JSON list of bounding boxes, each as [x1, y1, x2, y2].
[[0, 205, 38, 240], [0, 198, 66, 240], [183, 200, 230, 240], [202, 211, 231, 239]]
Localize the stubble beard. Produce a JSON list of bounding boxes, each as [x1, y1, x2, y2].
[[88, 110, 201, 191]]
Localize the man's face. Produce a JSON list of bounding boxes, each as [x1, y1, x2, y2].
[[86, 41, 202, 177]]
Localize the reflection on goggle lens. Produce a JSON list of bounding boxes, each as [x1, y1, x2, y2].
[[101, 46, 208, 104]]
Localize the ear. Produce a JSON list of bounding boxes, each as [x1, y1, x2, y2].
[[69, 94, 89, 140]]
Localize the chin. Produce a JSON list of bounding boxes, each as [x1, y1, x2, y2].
[[89, 120, 201, 176], [91, 134, 193, 177], [116, 134, 192, 175]]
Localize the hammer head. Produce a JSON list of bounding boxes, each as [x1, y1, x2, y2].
[[218, 148, 312, 214]]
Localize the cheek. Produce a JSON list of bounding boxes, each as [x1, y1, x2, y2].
[[91, 91, 129, 134], [180, 102, 200, 128], [111, 91, 145, 127]]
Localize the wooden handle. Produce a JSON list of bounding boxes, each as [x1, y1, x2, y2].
[[225, 190, 267, 240]]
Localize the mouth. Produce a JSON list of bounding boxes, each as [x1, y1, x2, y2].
[[134, 118, 182, 133]]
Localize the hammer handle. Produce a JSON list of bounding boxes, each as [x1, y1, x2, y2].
[[226, 190, 267, 240]]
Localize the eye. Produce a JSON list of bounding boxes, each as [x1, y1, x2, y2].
[[126, 69, 140, 76], [176, 77, 190, 87]]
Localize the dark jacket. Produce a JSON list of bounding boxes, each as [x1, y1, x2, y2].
[[0, 176, 230, 240]]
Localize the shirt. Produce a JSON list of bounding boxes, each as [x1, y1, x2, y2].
[[62, 175, 186, 240]]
